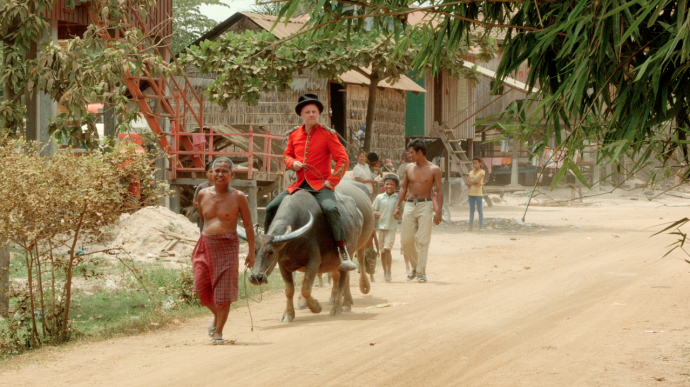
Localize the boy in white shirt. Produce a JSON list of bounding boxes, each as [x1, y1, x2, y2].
[[372, 175, 400, 282]]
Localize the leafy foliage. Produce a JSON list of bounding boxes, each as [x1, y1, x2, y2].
[[0, 137, 168, 348], [261, 0, 690, 183], [0, 0, 168, 148], [171, 0, 229, 54]]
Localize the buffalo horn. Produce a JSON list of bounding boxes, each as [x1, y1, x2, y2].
[[237, 225, 248, 240], [272, 212, 314, 243]]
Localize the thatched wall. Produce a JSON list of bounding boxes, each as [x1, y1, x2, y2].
[[346, 84, 407, 161], [183, 70, 330, 136]]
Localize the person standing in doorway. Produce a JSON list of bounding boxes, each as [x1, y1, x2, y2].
[[467, 157, 486, 231], [394, 139, 443, 283]]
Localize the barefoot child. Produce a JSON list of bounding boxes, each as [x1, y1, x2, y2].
[[373, 175, 401, 282], [194, 157, 255, 345], [466, 157, 485, 231]]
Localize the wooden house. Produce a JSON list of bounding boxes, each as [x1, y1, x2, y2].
[[185, 12, 425, 163]]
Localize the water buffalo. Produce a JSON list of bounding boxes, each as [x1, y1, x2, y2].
[[238, 179, 375, 321]]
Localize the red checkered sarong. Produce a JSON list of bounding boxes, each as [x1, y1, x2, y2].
[[192, 232, 239, 308]]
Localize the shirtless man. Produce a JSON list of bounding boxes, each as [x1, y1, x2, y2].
[[194, 157, 255, 345], [394, 139, 443, 283]]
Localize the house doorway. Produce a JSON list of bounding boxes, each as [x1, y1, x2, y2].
[[329, 82, 347, 144]]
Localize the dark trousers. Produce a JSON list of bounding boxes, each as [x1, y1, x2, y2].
[[264, 180, 347, 243]]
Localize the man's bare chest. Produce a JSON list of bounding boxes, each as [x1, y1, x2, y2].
[[202, 196, 238, 219], [407, 168, 434, 184]]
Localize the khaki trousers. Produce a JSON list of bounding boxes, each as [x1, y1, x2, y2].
[[400, 201, 433, 275]]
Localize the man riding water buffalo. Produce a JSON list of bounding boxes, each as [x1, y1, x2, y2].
[[264, 93, 357, 272]]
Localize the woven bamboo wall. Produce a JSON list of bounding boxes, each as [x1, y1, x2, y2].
[[183, 71, 330, 136], [346, 84, 407, 161]]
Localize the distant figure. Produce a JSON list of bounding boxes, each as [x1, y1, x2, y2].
[[382, 159, 395, 175], [467, 157, 486, 231], [373, 175, 400, 282], [193, 160, 215, 232], [194, 157, 255, 345], [354, 124, 366, 144], [394, 139, 443, 283]]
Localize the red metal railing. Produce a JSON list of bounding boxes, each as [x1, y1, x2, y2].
[[166, 126, 286, 180]]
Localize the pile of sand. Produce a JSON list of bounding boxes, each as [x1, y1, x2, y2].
[[107, 206, 200, 262]]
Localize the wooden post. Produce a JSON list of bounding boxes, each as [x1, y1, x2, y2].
[[509, 137, 520, 186], [170, 185, 181, 214], [0, 240, 9, 317], [443, 153, 451, 205], [247, 182, 258, 225]]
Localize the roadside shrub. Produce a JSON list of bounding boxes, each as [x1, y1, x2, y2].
[[0, 138, 167, 351]]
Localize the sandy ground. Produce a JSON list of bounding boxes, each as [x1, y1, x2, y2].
[[2, 194, 690, 386]]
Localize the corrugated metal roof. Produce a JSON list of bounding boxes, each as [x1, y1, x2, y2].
[[238, 13, 426, 93], [240, 12, 310, 38]]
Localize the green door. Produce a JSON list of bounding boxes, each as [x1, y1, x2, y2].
[[405, 72, 425, 137]]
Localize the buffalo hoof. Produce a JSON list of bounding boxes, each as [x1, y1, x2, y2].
[[279, 311, 295, 322], [296, 297, 307, 310], [329, 307, 342, 316], [343, 304, 351, 312], [307, 298, 322, 314]]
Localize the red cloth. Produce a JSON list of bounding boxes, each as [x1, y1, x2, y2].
[[192, 133, 206, 147], [192, 232, 239, 307], [283, 125, 349, 193]]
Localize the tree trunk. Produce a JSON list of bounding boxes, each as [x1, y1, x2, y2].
[[25, 39, 39, 142], [0, 239, 9, 318], [363, 76, 380, 154]]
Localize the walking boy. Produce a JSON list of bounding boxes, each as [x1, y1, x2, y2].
[[194, 157, 255, 345], [373, 175, 400, 282], [467, 157, 485, 231], [394, 139, 443, 283]]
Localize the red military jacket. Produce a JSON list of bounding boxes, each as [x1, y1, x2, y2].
[[283, 124, 349, 193]]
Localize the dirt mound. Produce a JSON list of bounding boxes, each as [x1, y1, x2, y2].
[[108, 206, 200, 261]]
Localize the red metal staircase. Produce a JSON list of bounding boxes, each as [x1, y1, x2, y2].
[[93, 0, 206, 176]]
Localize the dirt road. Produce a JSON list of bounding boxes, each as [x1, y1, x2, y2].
[[2, 199, 690, 386]]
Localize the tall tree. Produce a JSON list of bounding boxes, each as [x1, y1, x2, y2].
[[171, 0, 229, 54], [266, 0, 690, 181], [184, 24, 491, 152]]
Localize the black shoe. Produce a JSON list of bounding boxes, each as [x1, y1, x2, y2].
[[407, 270, 417, 281], [338, 245, 357, 271]]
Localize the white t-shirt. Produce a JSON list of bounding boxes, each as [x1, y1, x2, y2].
[[352, 163, 373, 194]]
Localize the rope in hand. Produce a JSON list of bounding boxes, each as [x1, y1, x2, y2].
[[240, 246, 280, 332], [240, 161, 356, 331]]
